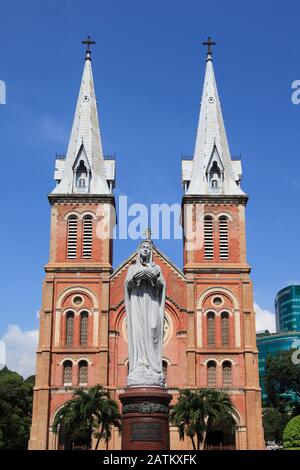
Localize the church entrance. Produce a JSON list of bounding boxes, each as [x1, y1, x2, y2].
[[58, 426, 91, 450], [204, 418, 236, 450]]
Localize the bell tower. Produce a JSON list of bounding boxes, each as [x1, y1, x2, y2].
[[181, 39, 264, 449], [29, 38, 116, 450]]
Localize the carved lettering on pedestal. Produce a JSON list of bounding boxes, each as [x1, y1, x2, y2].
[[130, 422, 162, 442]]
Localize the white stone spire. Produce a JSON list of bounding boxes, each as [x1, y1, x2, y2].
[[183, 46, 244, 196], [52, 42, 111, 195]]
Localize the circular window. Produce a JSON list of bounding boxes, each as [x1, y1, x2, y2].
[[123, 314, 172, 344], [72, 295, 83, 306], [208, 96, 215, 103], [212, 296, 223, 306]]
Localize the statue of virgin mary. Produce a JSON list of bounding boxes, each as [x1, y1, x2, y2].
[[125, 240, 166, 387]]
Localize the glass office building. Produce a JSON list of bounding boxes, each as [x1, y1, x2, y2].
[[275, 284, 300, 332], [256, 331, 300, 401]]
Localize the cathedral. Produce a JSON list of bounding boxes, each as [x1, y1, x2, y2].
[[29, 39, 264, 450]]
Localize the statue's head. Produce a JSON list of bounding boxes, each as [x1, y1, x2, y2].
[[138, 240, 152, 263]]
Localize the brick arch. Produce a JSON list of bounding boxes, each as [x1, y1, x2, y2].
[[115, 303, 126, 332], [56, 286, 99, 309], [63, 210, 96, 221], [216, 211, 234, 221], [197, 287, 239, 310]]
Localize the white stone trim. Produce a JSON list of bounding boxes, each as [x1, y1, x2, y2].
[[76, 357, 92, 365], [93, 310, 99, 346], [54, 310, 61, 347], [63, 211, 81, 220], [202, 358, 221, 366], [220, 358, 236, 366], [234, 309, 241, 347], [216, 211, 233, 221], [196, 310, 202, 347], [59, 357, 76, 365]]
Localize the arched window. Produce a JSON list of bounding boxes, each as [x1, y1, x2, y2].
[[162, 360, 168, 385], [63, 360, 73, 386], [219, 216, 229, 260], [67, 216, 78, 259], [66, 312, 74, 346], [82, 215, 93, 259], [76, 160, 88, 192], [207, 361, 217, 387], [222, 361, 232, 386], [204, 216, 214, 260], [207, 312, 215, 346], [78, 360, 88, 386], [80, 312, 88, 345], [221, 312, 230, 346]]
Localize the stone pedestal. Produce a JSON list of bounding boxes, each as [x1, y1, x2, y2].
[[120, 387, 172, 450]]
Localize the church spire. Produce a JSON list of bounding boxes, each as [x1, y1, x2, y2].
[[184, 39, 243, 196], [52, 37, 111, 195]]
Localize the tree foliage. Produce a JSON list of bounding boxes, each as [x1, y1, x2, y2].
[[265, 349, 300, 408], [262, 407, 289, 444], [169, 388, 236, 450], [283, 415, 300, 449], [0, 367, 34, 449], [52, 385, 121, 450]]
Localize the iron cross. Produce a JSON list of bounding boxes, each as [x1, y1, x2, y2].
[[143, 228, 152, 240], [202, 37, 216, 55], [82, 36, 95, 55]]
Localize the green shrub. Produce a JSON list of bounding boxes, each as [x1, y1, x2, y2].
[[283, 415, 300, 450]]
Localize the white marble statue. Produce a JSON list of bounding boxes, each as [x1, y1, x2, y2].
[[125, 240, 166, 387]]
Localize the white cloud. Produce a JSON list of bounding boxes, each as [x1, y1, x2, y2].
[[1, 325, 38, 378], [254, 303, 276, 333]]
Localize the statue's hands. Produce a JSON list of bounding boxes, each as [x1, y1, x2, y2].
[[133, 269, 146, 282], [144, 270, 157, 281]]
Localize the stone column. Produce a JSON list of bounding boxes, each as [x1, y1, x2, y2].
[[120, 387, 172, 450]]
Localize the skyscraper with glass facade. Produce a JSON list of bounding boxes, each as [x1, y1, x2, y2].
[[275, 284, 300, 332], [257, 284, 300, 402]]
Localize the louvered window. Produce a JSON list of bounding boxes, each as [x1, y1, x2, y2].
[[80, 312, 88, 345], [63, 361, 72, 386], [78, 360, 88, 386], [82, 216, 93, 259], [221, 312, 230, 346], [222, 361, 232, 386], [219, 216, 229, 260], [67, 216, 78, 259], [207, 312, 215, 346], [207, 361, 217, 387], [66, 312, 74, 346], [204, 216, 214, 260]]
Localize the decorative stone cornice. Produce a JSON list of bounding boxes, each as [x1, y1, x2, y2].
[[45, 264, 113, 274], [182, 194, 248, 206], [48, 194, 115, 205], [184, 265, 251, 275], [122, 402, 169, 415]]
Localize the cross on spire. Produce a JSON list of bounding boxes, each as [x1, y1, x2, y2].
[[82, 36, 95, 60], [143, 228, 152, 240], [202, 36, 216, 56]]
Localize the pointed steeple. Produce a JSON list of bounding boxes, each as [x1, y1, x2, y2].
[[184, 40, 243, 196], [52, 38, 111, 195]]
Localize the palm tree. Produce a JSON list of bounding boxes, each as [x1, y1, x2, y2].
[[52, 385, 121, 450], [170, 388, 236, 450]]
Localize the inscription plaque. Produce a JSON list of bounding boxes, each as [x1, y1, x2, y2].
[[130, 422, 162, 442]]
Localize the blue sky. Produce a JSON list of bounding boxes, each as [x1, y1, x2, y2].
[[0, 0, 300, 364]]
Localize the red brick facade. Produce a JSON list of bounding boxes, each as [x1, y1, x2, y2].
[[29, 191, 264, 450]]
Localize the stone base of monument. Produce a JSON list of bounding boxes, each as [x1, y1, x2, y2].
[[120, 387, 172, 450]]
